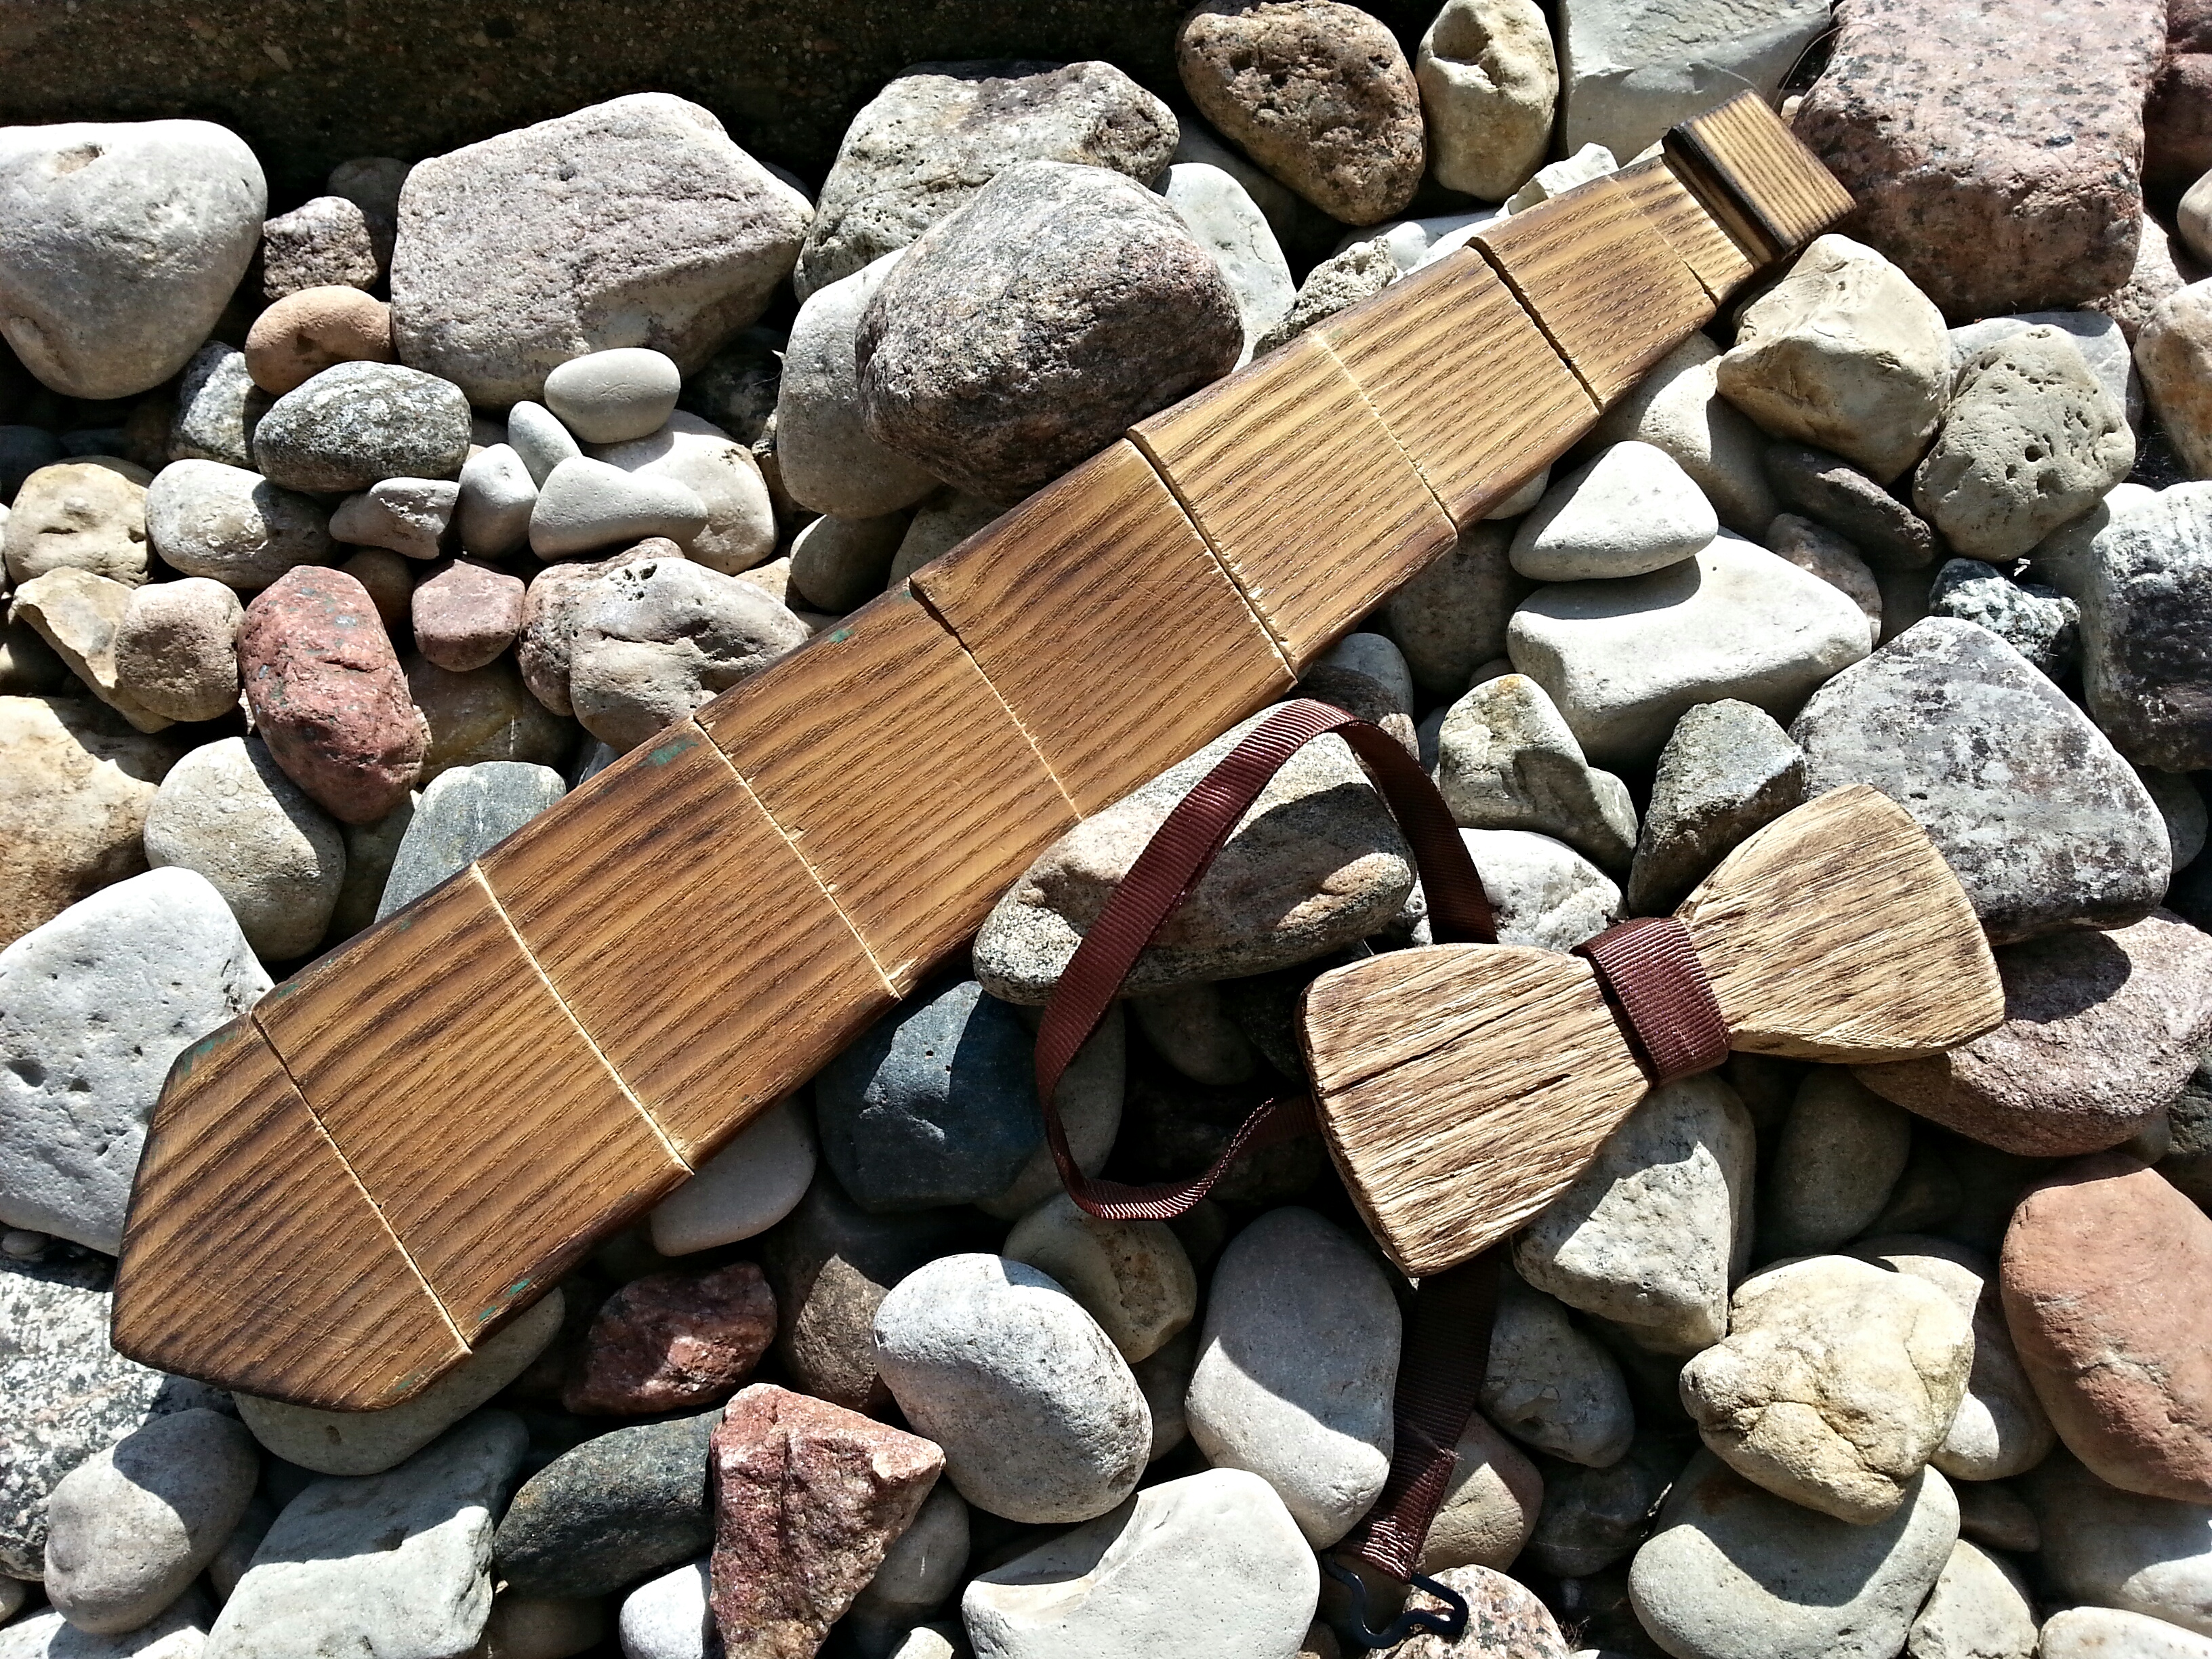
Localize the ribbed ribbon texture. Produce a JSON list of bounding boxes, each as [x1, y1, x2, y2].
[[1572, 916, 1730, 1085]]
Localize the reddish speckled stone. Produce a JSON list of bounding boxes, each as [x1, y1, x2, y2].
[[1793, 0, 2165, 321], [565, 1258, 777, 1415], [411, 559, 525, 673], [237, 565, 425, 824]]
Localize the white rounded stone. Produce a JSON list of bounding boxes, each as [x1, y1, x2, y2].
[[1509, 441, 1717, 581], [617, 1560, 712, 1659], [458, 444, 537, 559], [529, 457, 708, 560], [589, 413, 776, 574], [544, 348, 683, 445], [648, 1097, 815, 1254]]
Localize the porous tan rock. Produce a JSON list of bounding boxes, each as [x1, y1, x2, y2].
[[243, 285, 396, 396], [3, 459, 151, 589], [1415, 0, 1557, 203], [9, 566, 173, 732]]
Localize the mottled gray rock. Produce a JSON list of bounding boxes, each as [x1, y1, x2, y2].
[[543, 348, 681, 446], [1526, 1431, 1685, 1578], [2081, 481, 2212, 773], [1433, 674, 1637, 871], [2146, 768, 2209, 874], [0, 1255, 225, 1579], [456, 444, 535, 560], [44, 1407, 258, 1634], [1129, 983, 1259, 1088], [260, 194, 377, 298], [1557, 0, 1827, 161], [798, 60, 1176, 298], [329, 477, 457, 561], [1480, 1271, 1634, 1469], [0, 868, 268, 1252], [857, 160, 1242, 501], [1417, 0, 1557, 202], [168, 344, 270, 471], [1914, 327, 2135, 562], [1385, 520, 1525, 697], [251, 362, 471, 494], [1509, 442, 1715, 583], [615, 1559, 713, 1659], [1762, 442, 1939, 571], [111, 578, 243, 725], [0, 121, 264, 400], [1757, 1070, 1912, 1259], [1458, 827, 1622, 953], [773, 252, 939, 521], [973, 709, 1412, 1002], [507, 403, 579, 489], [1589, 333, 1776, 537], [493, 1407, 717, 1599], [1003, 1192, 1195, 1364], [1790, 617, 2170, 942], [1158, 161, 1295, 365], [873, 1253, 1149, 1525], [390, 94, 812, 406], [1515, 1075, 1754, 1355], [888, 490, 1003, 587], [127, 460, 323, 595], [143, 736, 346, 960], [844, 1479, 968, 1637], [1628, 1454, 1958, 1659], [375, 761, 565, 919], [1626, 699, 1805, 917], [206, 1412, 527, 1659], [0, 1593, 212, 1658], [1927, 558, 2079, 680], [1253, 237, 1398, 355]]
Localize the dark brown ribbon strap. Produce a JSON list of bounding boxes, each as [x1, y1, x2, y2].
[[1573, 915, 1730, 1086]]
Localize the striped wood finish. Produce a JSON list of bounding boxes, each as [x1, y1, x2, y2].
[[1611, 155, 1759, 304], [1664, 90, 1857, 266]]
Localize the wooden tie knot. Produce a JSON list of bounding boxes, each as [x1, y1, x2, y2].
[[1574, 916, 1731, 1086]]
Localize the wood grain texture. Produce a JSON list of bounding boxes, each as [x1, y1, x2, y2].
[[1679, 783, 2005, 1061], [1472, 175, 1716, 407], [1129, 331, 1456, 672], [255, 865, 688, 1337], [111, 1017, 468, 1409], [1316, 250, 1597, 526], [478, 718, 895, 1163], [1612, 155, 1759, 302], [1300, 944, 1650, 1276], [695, 590, 1078, 991], [911, 439, 1294, 815], [1663, 91, 1856, 266]]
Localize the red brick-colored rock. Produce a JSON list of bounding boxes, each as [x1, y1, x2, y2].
[[565, 1258, 777, 1415], [238, 565, 426, 824], [709, 1383, 943, 1659], [1793, 0, 2166, 321], [2001, 1155, 2212, 1504], [411, 559, 525, 672], [1856, 911, 2212, 1156]]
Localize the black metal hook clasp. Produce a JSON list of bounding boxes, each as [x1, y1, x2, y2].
[[1322, 1555, 1471, 1650]]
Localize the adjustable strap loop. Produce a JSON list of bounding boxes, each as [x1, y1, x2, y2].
[[1574, 916, 1730, 1086]]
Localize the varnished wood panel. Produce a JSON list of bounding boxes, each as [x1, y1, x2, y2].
[[911, 440, 1294, 815], [1663, 91, 1856, 266], [1128, 331, 1456, 672], [112, 1017, 469, 1410], [1612, 155, 1759, 303], [255, 866, 687, 1336], [1316, 251, 1597, 526], [479, 720, 897, 1162], [1300, 944, 1650, 1277], [695, 590, 1079, 991], [1472, 176, 1715, 407], [1679, 784, 2005, 1061]]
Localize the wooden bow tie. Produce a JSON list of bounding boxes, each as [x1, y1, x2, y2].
[[1300, 781, 2007, 1276]]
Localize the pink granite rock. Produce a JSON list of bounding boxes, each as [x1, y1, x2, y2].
[[2149, 0, 2212, 203], [709, 1383, 943, 1659], [2001, 1155, 2212, 1504], [237, 565, 426, 823], [565, 1259, 777, 1415], [1793, 0, 2166, 321], [411, 560, 525, 672], [1855, 911, 2212, 1156]]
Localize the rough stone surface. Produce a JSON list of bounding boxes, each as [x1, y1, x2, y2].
[[239, 565, 427, 824], [243, 285, 395, 396], [707, 1384, 943, 1659], [205, 1412, 527, 1659], [239, 1292, 562, 1477], [872, 1253, 1149, 1525], [1626, 699, 1805, 916], [1514, 1075, 1754, 1355], [0, 868, 268, 1252], [1186, 1206, 1400, 1547], [330, 476, 457, 561], [1951, 308, 2141, 429], [1902, 1540, 2037, 1659], [2002, 1155, 2212, 1505], [1385, 521, 1524, 697], [406, 651, 575, 781], [1768, 512, 1883, 648], [1557, 0, 1824, 162], [1791, 617, 2169, 943], [2138, 282, 2212, 477], [1456, 827, 1622, 953], [169, 342, 270, 472], [649, 1097, 815, 1255], [2080, 482, 2212, 773], [1419, 1412, 1542, 1574], [1857, 912, 2212, 1158], [565, 1259, 776, 1416], [146, 460, 331, 592], [3, 459, 150, 588], [2026, 1449, 2212, 1639], [112, 579, 244, 724], [962, 1469, 1319, 1659], [787, 511, 905, 612], [1927, 558, 2080, 680], [10, 567, 173, 732], [797, 60, 1177, 298], [1681, 1254, 1971, 1524], [251, 361, 472, 495], [1588, 333, 1776, 536], [1525, 1431, 1684, 1578], [412, 560, 525, 672], [1507, 531, 1872, 769], [0, 120, 264, 400], [1793, 0, 2167, 320], [1002, 1191, 1195, 1363], [260, 194, 378, 298], [494, 1408, 718, 1599], [43, 1407, 258, 1635], [143, 735, 346, 960], [457, 444, 536, 561], [844, 1481, 966, 1634], [0, 1595, 212, 1658], [1757, 1070, 1912, 1258], [528, 456, 708, 561], [1763, 441, 1939, 571], [2039, 1609, 2212, 1659], [0, 695, 180, 949], [1628, 1454, 1959, 1659], [1416, 0, 1556, 203], [1915, 327, 2135, 562], [391, 94, 812, 405], [1254, 236, 1399, 354], [1479, 1272, 1633, 1469], [856, 159, 1240, 502], [1435, 672, 1636, 872], [975, 710, 1411, 1001], [1368, 1564, 1568, 1658], [1854, 1236, 2055, 1483], [1718, 235, 1952, 485]]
